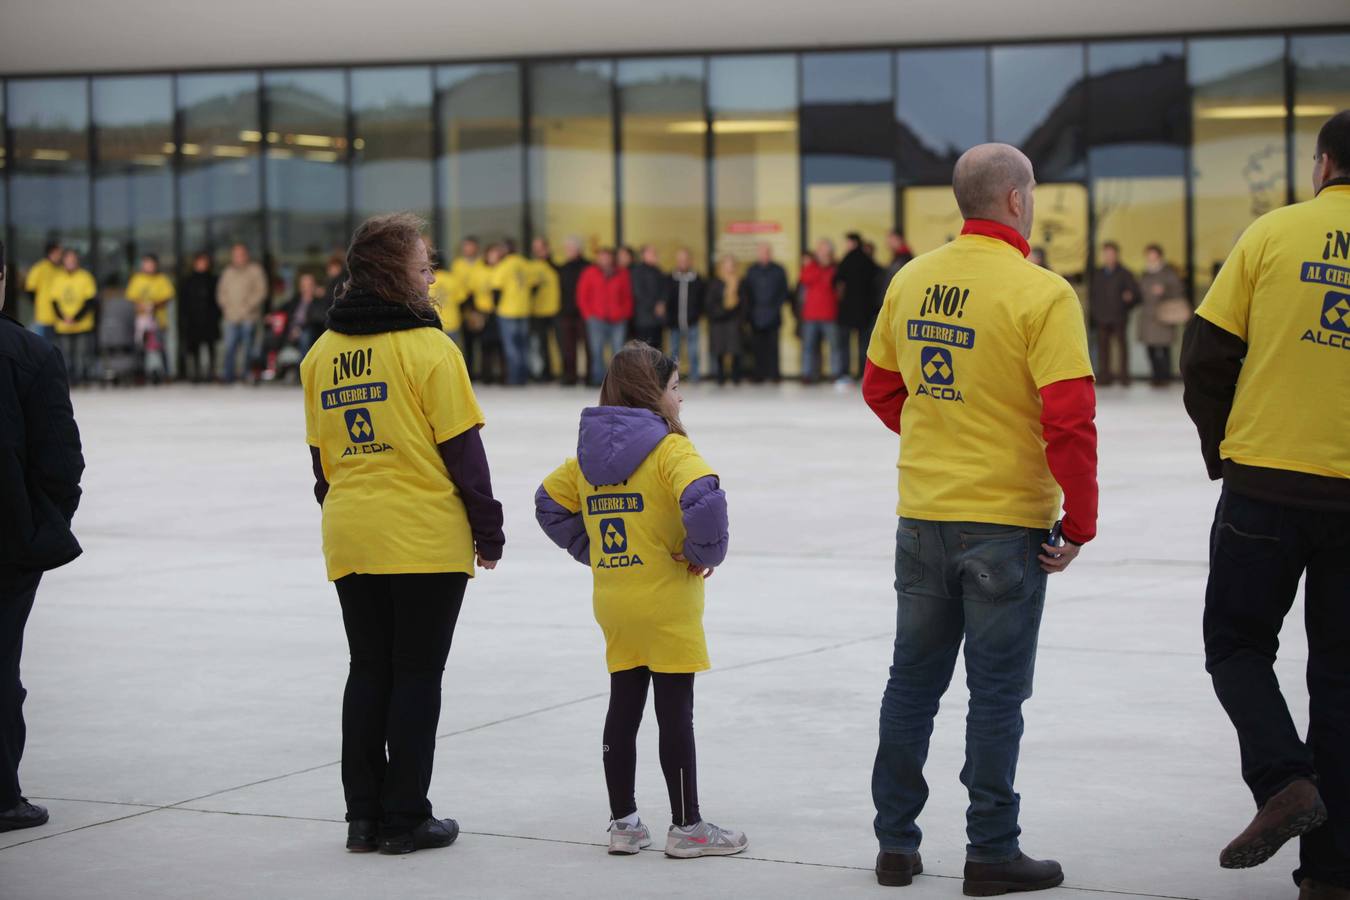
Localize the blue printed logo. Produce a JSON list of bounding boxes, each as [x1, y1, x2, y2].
[[344, 408, 376, 443], [1322, 291, 1350, 334], [920, 347, 955, 385], [599, 518, 628, 554]]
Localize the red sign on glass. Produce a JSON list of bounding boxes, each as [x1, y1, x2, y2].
[[725, 221, 782, 235]]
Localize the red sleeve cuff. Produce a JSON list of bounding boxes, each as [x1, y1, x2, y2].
[[1040, 376, 1098, 544], [863, 360, 907, 435]]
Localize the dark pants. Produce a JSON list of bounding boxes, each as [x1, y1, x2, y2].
[[712, 352, 741, 386], [530, 315, 556, 382], [56, 333, 95, 386], [0, 569, 40, 810], [336, 572, 467, 834], [464, 317, 502, 385], [556, 312, 588, 386], [603, 666, 699, 827], [750, 326, 780, 382], [1146, 345, 1171, 385], [1096, 323, 1130, 385], [1204, 488, 1350, 889], [873, 519, 1049, 863], [842, 317, 875, 380], [181, 340, 217, 383]]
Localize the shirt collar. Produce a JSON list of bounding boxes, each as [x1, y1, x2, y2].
[[960, 218, 1031, 258], [1317, 177, 1350, 196]]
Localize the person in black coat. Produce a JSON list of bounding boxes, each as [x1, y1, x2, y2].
[[0, 238, 84, 835], [178, 251, 221, 383], [664, 248, 707, 383], [833, 232, 881, 381], [741, 243, 790, 383], [555, 238, 591, 386]]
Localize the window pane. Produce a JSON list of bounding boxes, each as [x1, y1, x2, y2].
[[9, 78, 91, 280], [265, 69, 349, 287], [178, 72, 262, 261], [902, 185, 962, 257], [93, 76, 175, 285], [896, 48, 988, 185], [1028, 183, 1089, 282], [992, 43, 1085, 180], [351, 66, 433, 225], [802, 52, 893, 251], [1292, 34, 1350, 202], [1190, 37, 1286, 294], [619, 58, 705, 269], [437, 63, 523, 251], [529, 61, 615, 252], [710, 55, 798, 277]]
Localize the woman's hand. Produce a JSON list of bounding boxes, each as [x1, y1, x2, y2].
[[672, 552, 714, 579], [476, 554, 498, 571]]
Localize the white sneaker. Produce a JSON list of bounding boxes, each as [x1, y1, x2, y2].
[[607, 818, 652, 855], [664, 820, 749, 858]]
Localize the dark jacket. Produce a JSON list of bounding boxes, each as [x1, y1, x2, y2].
[[665, 271, 706, 329], [742, 262, 790, 331], [706, 278, 746, 358], [834, 247, 881, 328], [0, 312, 84, 571], [1089, 265, 1139, 328], [558, 257, 590, 318], [877, 250, 914, 307], [178, 270, 221, 345], [629, 262, 667, 330]]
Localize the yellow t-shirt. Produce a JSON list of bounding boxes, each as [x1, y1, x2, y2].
[[491, 253, 537, 319], [528, 258, 561, 317], [49, 269, 99, 335], [1195, 183, 1350, 481], [430, 268, 462, 333], [868, 233, 1094, 528], [465, 258, 495, 315], [542, 434, 716, 674], [126, 272, 175, 329], [302, 327, 486, 581], [24, 258, 61, 326]]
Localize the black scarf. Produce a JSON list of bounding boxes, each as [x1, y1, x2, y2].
[[326, 288, 441, 335]]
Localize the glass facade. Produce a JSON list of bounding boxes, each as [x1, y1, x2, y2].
[[2, 29, 1347, 312]]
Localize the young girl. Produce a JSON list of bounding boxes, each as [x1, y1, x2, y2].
[[534, 341, 745, 859]]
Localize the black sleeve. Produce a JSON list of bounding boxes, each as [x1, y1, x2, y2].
[[1180, 316, 1246, 480], [25, 349, 85, 522], [438, 426, 505, 561], [309, 445, 329, 506]]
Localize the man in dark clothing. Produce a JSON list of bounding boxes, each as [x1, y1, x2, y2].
[[1089, 241, 1138, 386], [833, 232, 882, 381], [742, 243, 790, 383], [555, 237, 591, 387], [877, 230, 914, 300], [629, 245, 666, 350], [665, 248, 706, 383], [1181, 111, 1350, 898], [0, 238, 85, 834]]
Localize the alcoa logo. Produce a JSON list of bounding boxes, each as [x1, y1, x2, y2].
[[596, 517, 644, 569], [916, 346, 965, 403]]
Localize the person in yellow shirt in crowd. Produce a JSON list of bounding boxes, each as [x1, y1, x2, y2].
[[48, 250, 100, 386], [534, 341, 745, 860], [301, 213, 503, 857], [491, 239, 537, 386], [456, 236, 501, 385], [428, 245, 463, 349], [528, 237, 561, 383], [125, 253, 175, 379], [1181, 110, 1350, 900], [862, 143, 1098, 894], [23, 242, 63, 341]]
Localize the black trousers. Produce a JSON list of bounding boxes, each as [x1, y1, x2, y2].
[[530, 315, 557, 382], [336, 572, 467, 833], [603, 666, 699, 827], [1147, 344, 1172, 385], [1204, 488, 1350, 889], [0, 568, 40, 810], [556, 313, 588, 386], [750, 327, 780, 382], [1096, 323, 1131, 385], [841, 317, 874, 379]]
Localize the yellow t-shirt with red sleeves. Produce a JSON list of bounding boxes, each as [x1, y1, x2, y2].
[[867, 233, 1093, 528], [126, 272, 175, 329], [542, 434, 716, 674], [24, 258, 61, 326], [302, 326, 485, 581], [430, 268, 462, 334], [49, 269, 99, 335], [1195, 183, 1350, 480]]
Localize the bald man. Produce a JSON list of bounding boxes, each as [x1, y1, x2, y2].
[[863, 144, 1097, 894]]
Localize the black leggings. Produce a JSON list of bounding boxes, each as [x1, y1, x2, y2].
[[336, 572, 466, 833], [603, 667, 699, 827]]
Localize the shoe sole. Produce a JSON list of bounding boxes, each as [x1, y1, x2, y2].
[[877, 861, 924, 886], [664, 841, 749, 859], [1220, 804, 1328, 869], [346, 841, 377, 853], [608, 838, 653, 856], [962, 873, 1064, 896], [0, 812, 49, 834]]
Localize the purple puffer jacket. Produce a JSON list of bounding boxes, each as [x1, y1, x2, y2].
[[534, 406, 728, 568]]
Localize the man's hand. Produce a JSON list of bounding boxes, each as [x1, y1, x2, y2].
[[476, 554, 498, 571], [1038, 541, 1080, 574], [672, 552, 713, 579]]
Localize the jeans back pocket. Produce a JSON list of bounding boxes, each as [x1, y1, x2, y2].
[[958, 528, 1030, 603]]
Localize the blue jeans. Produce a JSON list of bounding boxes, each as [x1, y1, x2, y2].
[[498, 316, 531, 386], [873, 518, 1049, 863], [669, 324, 702, 382], [222, 321, 257, 383], [586, 319, 627, 385], [801, 320, 844, 381]]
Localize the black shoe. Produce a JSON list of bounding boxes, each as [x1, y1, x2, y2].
[[345, 818, 377, 852], [0, 799, 49, 833], [876, 850, 923, 886], [378, 817, 460, 855], [963, 853, 1063, 896]]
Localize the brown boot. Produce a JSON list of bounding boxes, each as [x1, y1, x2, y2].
[[963, 853, 1063, 896], [1301, 878, 1350, 899], [875, 850, 923, 887], [1221, 778, 1327, 869]]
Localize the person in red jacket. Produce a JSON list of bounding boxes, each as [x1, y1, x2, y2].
[[798, 239, 842, 385], [862, 143, 1097, 895], [578, 247, 634, 387]]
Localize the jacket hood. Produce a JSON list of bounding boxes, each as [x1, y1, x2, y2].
[[577, 406, 670, 485]]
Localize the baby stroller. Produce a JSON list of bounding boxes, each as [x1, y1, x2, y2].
[[97, 293, 139, 386], [259, 311, 303, 383]]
